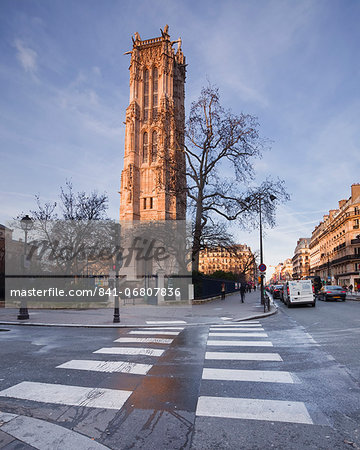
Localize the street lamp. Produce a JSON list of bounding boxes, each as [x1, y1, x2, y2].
[[113, 223, 121, 323], [18, 215, 34, 320], [259, 194, 276, 312]]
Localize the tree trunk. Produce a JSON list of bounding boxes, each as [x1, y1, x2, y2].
[[192, 194, 204, 272]]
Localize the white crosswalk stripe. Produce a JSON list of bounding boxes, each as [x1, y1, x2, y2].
[[212, 323, 262, 327], [146, 320, 186, 324], [205, 352, 282, 361], [129, 330, 180, 336], [94, 347, 164, 356], [202, 368, 294, 383], [137, 327, 184, 330], [207, 340, 273, 347], [197, 322, 314, 426], [209, 332, 268, 337], [114, 337, 173, 344], [0, 382, 132, 410], [56, 359, 152, 375], [196, 396, 313, 424], [210, 327, 264, 332]]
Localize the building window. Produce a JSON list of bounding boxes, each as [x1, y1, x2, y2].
[[151, 131, 158, 162], [152, 67, 158, 119], [150, 197, 153, 209], [354, 219, 359, 229], [142, 132, 148, 163], [143, 70, 149, 120], [143, 198, 147, 209]]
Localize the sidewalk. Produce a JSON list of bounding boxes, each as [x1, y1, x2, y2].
[[346, 292, 360, 301], [0, 290, 276, 327]]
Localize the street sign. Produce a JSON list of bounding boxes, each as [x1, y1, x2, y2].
[[258, 263, 267, 273]]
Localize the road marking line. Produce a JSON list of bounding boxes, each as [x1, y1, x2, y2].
[[209, 332, 268, 337], [210, 328, 264, 332], [138, 327, 184, 330], [114, 337, 173, 344], [196, 396, 313, 424], [56, 359, 152, 375], [146, 320, 186, 324], [0, 381, 132, 410], [205, 352, 282, 361], [94, 347, 164, 356], [212, 323, 262, 327], [207, 340, 273, 347], [202, 368, 294, 383], [1, 415, 109, 449], [0, 412, 17, 423], [129, 330, 180, 336]]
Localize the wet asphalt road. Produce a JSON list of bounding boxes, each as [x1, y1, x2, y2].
[[0, 300, 359, 449]]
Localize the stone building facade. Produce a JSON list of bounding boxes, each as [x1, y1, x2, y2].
[[199, 245, 256, 282], [270, 259, 293, 284], [292, 238, 310, 279], [309, 184, 360, 290], [120, 25, 186, 221], [270, 262, 283, 284]]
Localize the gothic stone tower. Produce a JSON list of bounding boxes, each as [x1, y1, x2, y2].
[[120, 25, 186, 221]]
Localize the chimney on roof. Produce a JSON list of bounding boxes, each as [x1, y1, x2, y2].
[[351, 184, 360, 203], [339, 199, 347, 209]]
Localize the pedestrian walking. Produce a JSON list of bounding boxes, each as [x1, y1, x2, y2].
[[253, 284, 256, 292], [221, 282, 226, 300], [349, 284, 353, 293], [240, 282, 246, 303]]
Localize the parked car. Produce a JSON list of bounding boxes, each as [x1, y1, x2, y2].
[[272, 285, 283, 299], [317, 285, 346, 302], [282, 280, 315, 307]]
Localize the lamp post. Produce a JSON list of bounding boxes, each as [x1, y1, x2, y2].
[[113, 223, 121, 323], [259, 195, 276, 312], [18, 215, 33, 320]]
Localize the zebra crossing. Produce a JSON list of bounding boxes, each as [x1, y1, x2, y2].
[[0, 324, 184, 411], [0, 319, 315, 429], [195, 320, 314, 425]]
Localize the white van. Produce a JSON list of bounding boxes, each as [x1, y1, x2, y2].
[[283, 280, 315, 307]]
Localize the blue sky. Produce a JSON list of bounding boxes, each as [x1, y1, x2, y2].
[[1, 0, 360, 278]]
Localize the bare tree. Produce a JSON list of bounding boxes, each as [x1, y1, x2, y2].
[[15, 181, 111, 275], [184, 85, 289, 271], [34, 180, 109, 221]]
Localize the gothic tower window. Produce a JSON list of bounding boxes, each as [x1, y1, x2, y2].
[[144, 69, 149, 121], [152, 67, 158, 119], [142, 132, 148, 163], [151, 130, 158, 162]]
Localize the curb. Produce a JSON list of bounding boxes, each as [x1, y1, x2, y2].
[[233, 304, 278, 322]]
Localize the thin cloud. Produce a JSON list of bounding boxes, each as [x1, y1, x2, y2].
[[13, 39, 38, 73]]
